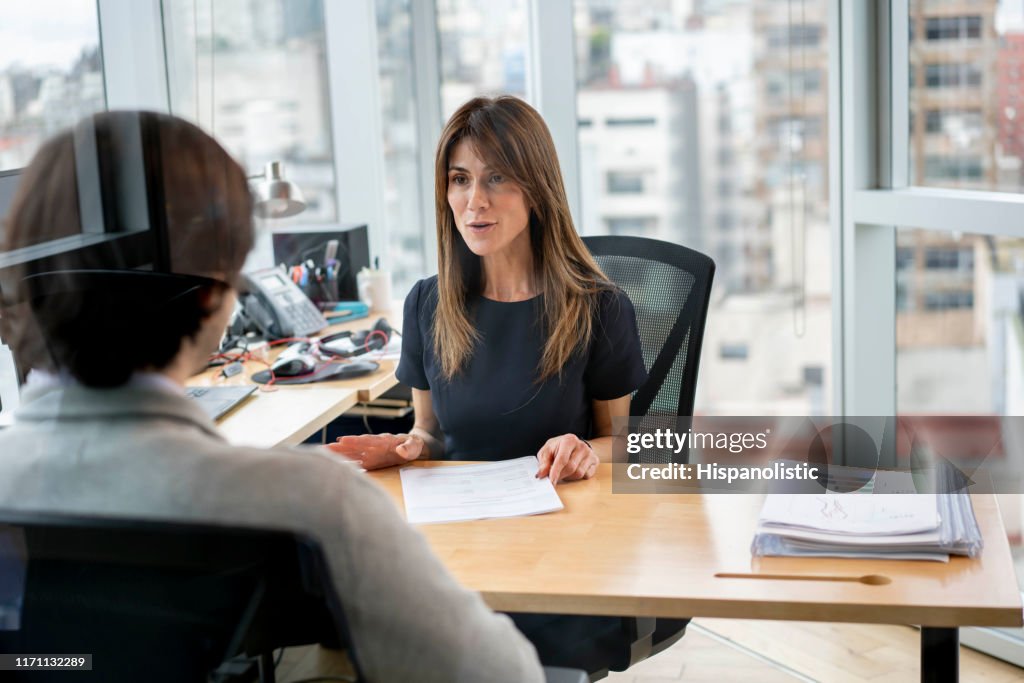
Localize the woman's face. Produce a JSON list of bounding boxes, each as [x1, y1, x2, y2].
[[446, 139, 531, 259]]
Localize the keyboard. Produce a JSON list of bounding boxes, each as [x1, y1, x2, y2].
[[185, 385, 258, 420]]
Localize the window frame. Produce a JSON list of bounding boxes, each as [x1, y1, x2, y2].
[[0, 0, 170, 312], [838, 0, 1024, 654], [0, 0, 166, 222]]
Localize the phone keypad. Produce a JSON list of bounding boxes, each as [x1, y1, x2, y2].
[[290, 302, 328, 336]]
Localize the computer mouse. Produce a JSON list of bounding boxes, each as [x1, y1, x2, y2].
[[250, 359, 379, 385], [271, 353, 318, 377]]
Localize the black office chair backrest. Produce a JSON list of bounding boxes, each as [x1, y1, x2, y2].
[[578, 236, 713, 670], [0, 512, 358, 683], [584, 236, 715, 461]]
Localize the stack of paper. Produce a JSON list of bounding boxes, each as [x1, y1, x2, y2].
[[400, 456, 564, 524], [751, 483, 983, 563]]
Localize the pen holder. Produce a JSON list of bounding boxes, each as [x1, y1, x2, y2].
[[305, 275, 338, 305], [285, 262, 338, 305], [357, 269, 392, 312]]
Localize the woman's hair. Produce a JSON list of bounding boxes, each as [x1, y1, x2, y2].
[[432, 96, 610, 382], [0, 111, 254, 386]]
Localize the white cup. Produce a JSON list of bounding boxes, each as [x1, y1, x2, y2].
[[357, 268, 393, 312]]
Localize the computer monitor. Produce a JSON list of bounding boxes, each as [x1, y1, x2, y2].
[[271, 223, 369, 302]]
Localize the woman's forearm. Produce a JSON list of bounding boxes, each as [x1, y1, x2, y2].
[[588, 435, 614, 463]]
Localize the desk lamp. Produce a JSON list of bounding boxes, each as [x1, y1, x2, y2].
[[251, 161, 306, 218]]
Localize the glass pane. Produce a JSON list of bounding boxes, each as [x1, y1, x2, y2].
[[896, 230, 1024, 415], [0, 1, 106, 172], [908, 0, 1024, 192], [437, 0, 528, 120], [574, 0, 832, 415], [162, 0, 337, 224], [896, 229, 1024, 638], [376, 0, 427, 295]]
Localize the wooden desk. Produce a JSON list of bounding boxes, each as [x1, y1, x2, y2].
[[214, 386, 358, 448], [369, 462, 1023, 682]]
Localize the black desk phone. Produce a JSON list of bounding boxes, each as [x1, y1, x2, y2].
[[239, 267, 328, 339]]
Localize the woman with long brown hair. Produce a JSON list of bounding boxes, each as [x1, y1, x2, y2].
[[328, 95, 654, 673], [329, 95, 645, 483]]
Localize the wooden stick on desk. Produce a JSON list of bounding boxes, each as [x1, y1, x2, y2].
[[715, 572, 892, 585]]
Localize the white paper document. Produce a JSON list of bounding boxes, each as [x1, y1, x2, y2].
[[758, 493, 940, 535], [399, 456, 564, 524]]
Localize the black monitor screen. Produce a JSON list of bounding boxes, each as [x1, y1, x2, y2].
[[271, 224, 369, 302]]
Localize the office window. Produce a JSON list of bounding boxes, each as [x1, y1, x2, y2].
[[376, 0, 426, 294], [606, 117, 656, 127], [765, 24, 821, 49], [437, 0, 527, 120], [923, 63, 983, 88], [909, 1, 1022, 192], [924, 247, 974, 271], [896, 230, 1024, 414], [769, 115, 822, 147], [719, 343, 748, 361], [924, 108, 983, 135], [0, 1, 106, 172], [162, 0, 337, 224], [888, 3, 1024, 653], [606, 170, 645, 194], [605, 216, 656, 237], [923, 290, 974, 310], [924, 155, 984, 181], [896, 246, 916, 270], [925, 16, 982, 41], [576, 0, 832, 416], [896, 282, 911, 312], [765, 68, 822, 101]]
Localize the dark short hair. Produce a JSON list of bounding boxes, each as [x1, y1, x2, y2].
[[0, 111, 254, 386]]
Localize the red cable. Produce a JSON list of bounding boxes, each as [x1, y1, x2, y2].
[[363, 330, 390, 355]]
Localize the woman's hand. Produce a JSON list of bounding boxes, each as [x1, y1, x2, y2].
[[327, 433, 424, 470], [535, 434, 598, 484]]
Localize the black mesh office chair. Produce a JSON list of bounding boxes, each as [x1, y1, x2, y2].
[[0, 512, 358, 683], [583, 234, 715, 673], [0, 513, 586, 683], [584, 235, 715, 458]]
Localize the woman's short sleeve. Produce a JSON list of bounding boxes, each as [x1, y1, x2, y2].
[[395, 279, 431, 390], [585, 289, 648, 401]]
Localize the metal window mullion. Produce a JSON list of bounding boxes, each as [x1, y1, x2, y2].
[[842, 0, 897, 419], [526, 0, 581, 229], [97, 0, 170, 111], [889, 0, 910, 188], [322, 0, 389, 270], [853, 188, 1024, 238], [411, 0, 443, 275], [829, 0, 845, 416]]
